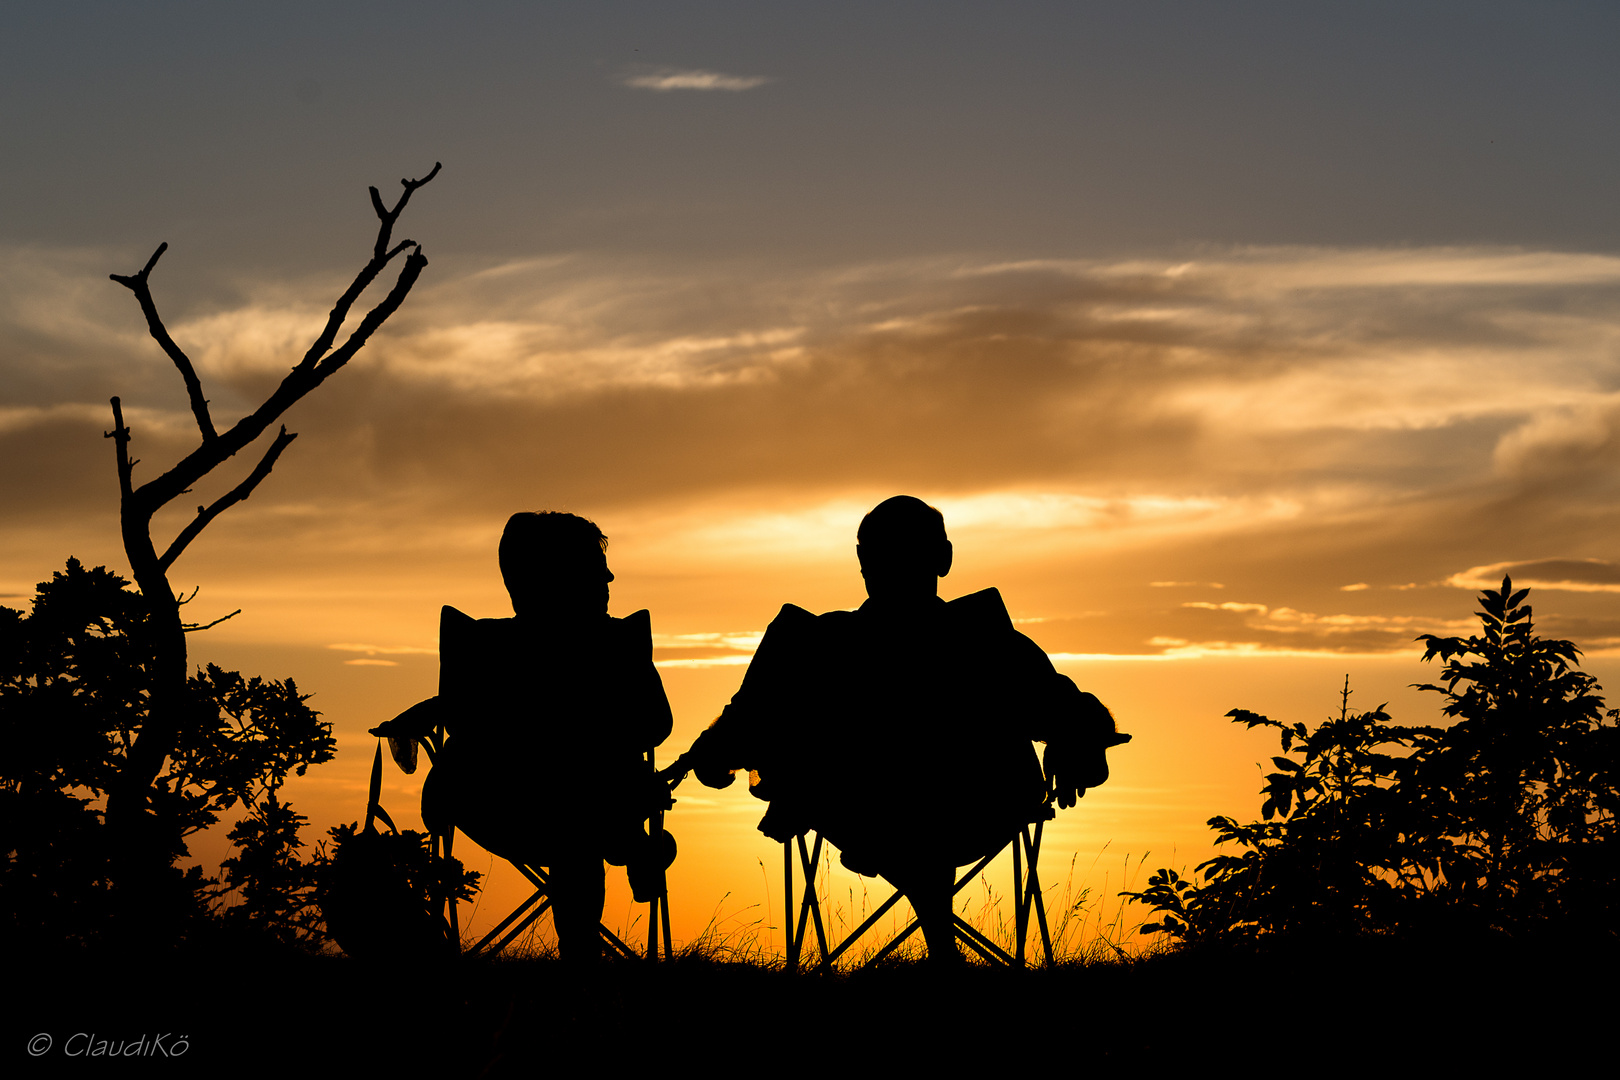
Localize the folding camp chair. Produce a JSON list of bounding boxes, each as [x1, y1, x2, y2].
[[781, 805, 1056, 971], [375, 704, 675, 961]]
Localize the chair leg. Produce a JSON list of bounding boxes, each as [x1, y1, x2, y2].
[[471, 890, 551, 955], [784, 841, 798, 972], [473, 859, 660, 962], [863, 917, 922, 966], [828, 887, 906, 969], [784, 834, 829, 973], [802, 822, 1051, 971], [953, 914, 1016, 965], [599, 922, 640, 960], [646, 887, 673, 961], [1014, 826, 1027, 967], [1026, 819, 1053, 966], [791, 833, 829, 969], [645, 801, 673, 962]]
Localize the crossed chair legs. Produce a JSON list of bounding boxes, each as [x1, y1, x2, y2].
[[464, 860, 674, 961], [462, 797, 677, 962], [783, 817, 1055, 972]]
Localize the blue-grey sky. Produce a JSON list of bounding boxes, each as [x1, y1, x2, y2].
[[6, 1, 1619, 275]]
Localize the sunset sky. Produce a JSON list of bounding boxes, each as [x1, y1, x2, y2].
[[6, 2, 1620, 955]]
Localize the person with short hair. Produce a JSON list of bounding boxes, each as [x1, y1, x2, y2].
[[425, 511, 675, 961], [680, 496, 1126, 961]]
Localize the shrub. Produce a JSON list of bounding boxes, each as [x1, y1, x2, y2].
[[1126, 577, 1620, 943], [0, 559, 335, 949]]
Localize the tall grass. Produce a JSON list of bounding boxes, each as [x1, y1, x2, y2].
[[763, 839, 1170, 969], [458, 842, 1173, 968]]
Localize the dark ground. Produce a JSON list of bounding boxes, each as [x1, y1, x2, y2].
[[11, 936, 1614, 1076]]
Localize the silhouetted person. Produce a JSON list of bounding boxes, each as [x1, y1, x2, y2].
[[423, 511, 674, 961], [682, 496, 1126, 961]]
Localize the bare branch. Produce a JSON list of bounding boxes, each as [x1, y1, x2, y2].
[[296, 162, 442, 374], [314, 246, 429, 377], [115, 164, 436, 538], [110, 244, 216, 441], [157, 426, 297, 573], [105, 397, 134, 498], [372, 162, 441, 258], [183, 608, 242, 633]]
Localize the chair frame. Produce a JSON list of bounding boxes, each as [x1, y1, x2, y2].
[[461, 750, 675, 962], [381, 713, 674, 962], [782, 808, 1055, 971]]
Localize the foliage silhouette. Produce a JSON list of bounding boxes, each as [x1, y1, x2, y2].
[[315, 820, 481, 961], [314, 731, 480, 961], [1126, 576, 1619, 942], [1, 559, 335, 950], [1414, 577, 1620, 928], [215, 795, 324, 947]]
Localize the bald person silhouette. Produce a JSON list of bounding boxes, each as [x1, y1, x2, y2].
[[679, 496, 1127, 961]]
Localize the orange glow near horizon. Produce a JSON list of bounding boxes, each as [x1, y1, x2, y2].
[[13, 244, 1620, 960]]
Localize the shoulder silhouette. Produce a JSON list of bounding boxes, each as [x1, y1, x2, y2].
[[681, 495, 1128, 960]]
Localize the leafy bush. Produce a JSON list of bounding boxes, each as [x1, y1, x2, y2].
[[214, 795, 324, 946], [316, 822, 480, 960], [0, 559, 335, 948], [1126, 577, 1620, 943]]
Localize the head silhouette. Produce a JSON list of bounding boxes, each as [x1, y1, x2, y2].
[[856, 496, 952, 604], [499, 511, 613, 621]]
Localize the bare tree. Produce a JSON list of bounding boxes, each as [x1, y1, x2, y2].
[[103, 163, 441, 841]]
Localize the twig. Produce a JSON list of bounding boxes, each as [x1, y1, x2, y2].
[[183, 609, 242, 633]]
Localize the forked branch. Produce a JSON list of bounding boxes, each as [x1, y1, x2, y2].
[[370, 161, 441, 259], [157, 426, 297, 573], [297, 161, 442, 374], [110, 243, 216, 441], [114, 163, 440, 528]]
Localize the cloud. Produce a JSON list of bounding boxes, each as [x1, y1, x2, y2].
[[619, 67, 770, 92], [1123, 601, 1480, 657], [9, 243, 1620, 655], [1445, 559, 1620, 593], [652, 630, 762, 668]]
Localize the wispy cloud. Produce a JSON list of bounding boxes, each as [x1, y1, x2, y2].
[[10, 243, 1620, 659], [1446, 559, 1620, 593], [619, 67, 770, 92]]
